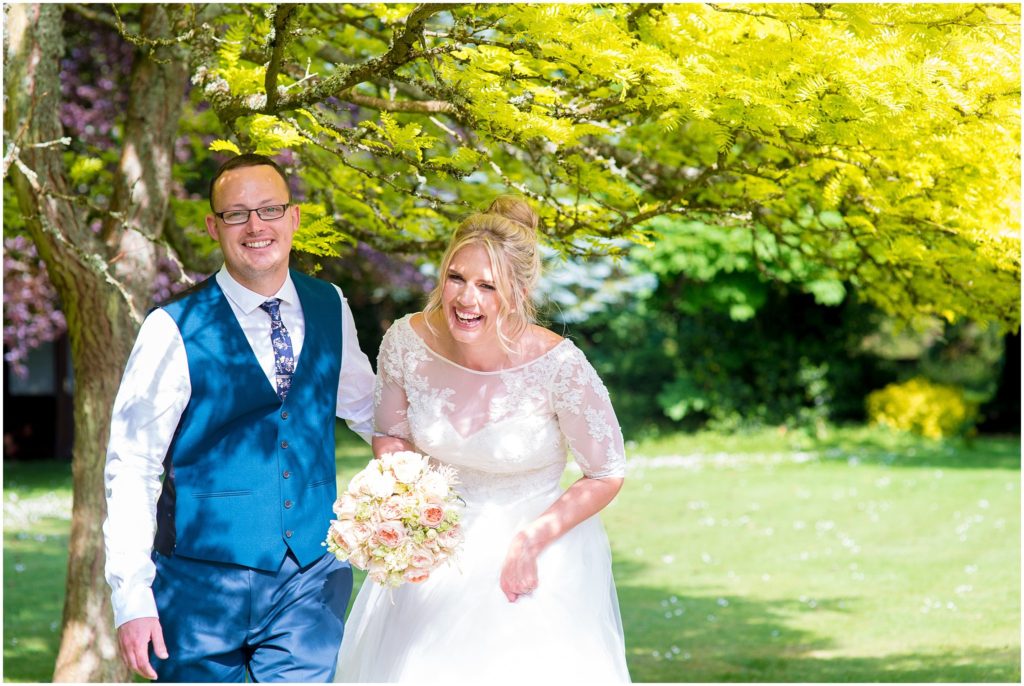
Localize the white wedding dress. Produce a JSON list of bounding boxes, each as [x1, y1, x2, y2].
[[335, 314, 630, 683]]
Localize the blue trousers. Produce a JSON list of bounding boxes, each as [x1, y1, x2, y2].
[[151, 550, 352, 682]]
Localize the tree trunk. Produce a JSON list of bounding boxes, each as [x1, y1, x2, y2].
[[5, 4, 131, 681], [4, 4, 188, 680], [102, 5, 190, 303]]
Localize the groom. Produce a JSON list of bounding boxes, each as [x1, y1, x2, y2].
[[103, 153, 376, 681]]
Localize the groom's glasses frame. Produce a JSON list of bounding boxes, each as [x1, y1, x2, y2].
[[213, 204, 290, 225]]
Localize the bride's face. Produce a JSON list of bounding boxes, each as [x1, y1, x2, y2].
[[441, 243, 503, 347]]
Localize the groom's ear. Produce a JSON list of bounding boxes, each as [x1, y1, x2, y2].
[[205, 214, 220, 242]]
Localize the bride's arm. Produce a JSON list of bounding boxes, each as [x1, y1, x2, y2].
[[500, 344, 627, 602], [371, 324, 419, 459], [500, 475, 623, 602]]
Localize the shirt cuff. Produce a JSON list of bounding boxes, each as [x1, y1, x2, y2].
[[112, 585, 159, 628], [344, 418, 375, 445]]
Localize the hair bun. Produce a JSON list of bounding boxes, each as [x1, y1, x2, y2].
[[485, 195, 539, 232]]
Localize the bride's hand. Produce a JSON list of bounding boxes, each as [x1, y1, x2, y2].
[[500, 531, 541, 602], [372, 435, 417, 458]]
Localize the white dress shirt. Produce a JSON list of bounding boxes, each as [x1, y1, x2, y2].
[[103, 268, 376, 627]]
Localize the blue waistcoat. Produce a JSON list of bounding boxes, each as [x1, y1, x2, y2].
[[154, 270, 341, 571]]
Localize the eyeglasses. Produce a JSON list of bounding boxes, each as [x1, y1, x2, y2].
[[214, 204, 289, 225]]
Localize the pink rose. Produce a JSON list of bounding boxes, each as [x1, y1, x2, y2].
[[409, 546, 436, 569], [437, 524, 462, 550], [377, 497, 404, 522], [328, 524, 350, 553], [374, 521, 406, 548], [332, 521, 361, 550], [418, 504, 445, 528], [403, 568, 430, 584]]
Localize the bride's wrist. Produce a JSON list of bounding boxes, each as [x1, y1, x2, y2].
[[514, 528, 546, 555]]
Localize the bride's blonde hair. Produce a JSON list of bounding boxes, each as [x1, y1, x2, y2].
[[424, 196, 541, 353]]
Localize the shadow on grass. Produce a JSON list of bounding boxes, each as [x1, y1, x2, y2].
[[810, 431, 1020, 471], [616, 568, 1020, 682]]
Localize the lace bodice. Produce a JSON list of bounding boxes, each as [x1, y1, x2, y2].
[[374, 315, 626, 502]]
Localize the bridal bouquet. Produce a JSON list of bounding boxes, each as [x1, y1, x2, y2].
[[325, 451, 464, 587]]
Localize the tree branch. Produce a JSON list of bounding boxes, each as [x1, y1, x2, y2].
[[390, 3, 450, 64], [161, 214, 222, 275], [67, 4, 120, 31], [264, 4, 297, 112], [344, 88, 456, 114], [627, 3, 662, 32], [213, 7, 457, 122]]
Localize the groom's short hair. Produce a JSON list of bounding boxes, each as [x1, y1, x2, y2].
[[209, 153, 291, 210]]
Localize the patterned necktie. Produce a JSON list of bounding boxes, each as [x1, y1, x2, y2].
[[259, 298, 295, 401]]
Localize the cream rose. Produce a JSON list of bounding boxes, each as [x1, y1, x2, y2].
[[378, 496, 405, 522], [418, 471, 450, 503], [382, 451, 428, 484], [363, 466, 397, 499], [346, 471, 368, 496], [333, 493, 358, 520], [347, 546, 369, 569], [352, 522, 373, 542]]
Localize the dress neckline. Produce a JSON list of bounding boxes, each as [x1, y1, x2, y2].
[[402, 314, 569, 376]]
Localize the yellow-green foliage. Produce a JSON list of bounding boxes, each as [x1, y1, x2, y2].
[[866, 377, 978, 439], [191, 3, 1019, 330]]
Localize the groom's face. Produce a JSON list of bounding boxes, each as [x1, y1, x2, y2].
[[205, 165, 300, 294]]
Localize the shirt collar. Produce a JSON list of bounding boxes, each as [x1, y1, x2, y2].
[[216, 266, 298, 315]]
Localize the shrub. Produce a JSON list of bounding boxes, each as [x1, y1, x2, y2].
[[866, 377, 979, 439]]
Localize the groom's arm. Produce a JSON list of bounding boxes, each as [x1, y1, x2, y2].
[[104, 308, 189, 678], [333, 286, 376, 443]]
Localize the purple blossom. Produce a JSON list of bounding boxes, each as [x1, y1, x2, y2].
[[59, 11, 134, 151], [3, 237, 202, 377], [356, 243, 434, 293], [3, 237, 67, 377]]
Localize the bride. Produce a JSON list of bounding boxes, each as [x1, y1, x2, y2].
[[335, 196, 630, 682]]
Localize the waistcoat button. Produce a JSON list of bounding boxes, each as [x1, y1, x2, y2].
[[284, 499, 293, 509], [285, 530, 293, 538], [280, 440, 289, 449], [281, 410, 289, 420], [283, 470, 291, 479]]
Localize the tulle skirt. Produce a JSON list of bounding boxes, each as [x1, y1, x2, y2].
[[334, 484, 630, 683]]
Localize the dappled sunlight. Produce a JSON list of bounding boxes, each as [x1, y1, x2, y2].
[[602, 428, 1019, 680]]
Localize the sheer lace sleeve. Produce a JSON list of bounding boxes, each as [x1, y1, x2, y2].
[[549, 343, 626, 479], [373, 321, 412, 440]]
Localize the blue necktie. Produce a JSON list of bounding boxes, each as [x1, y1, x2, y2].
[[259, 298, 294, 401]]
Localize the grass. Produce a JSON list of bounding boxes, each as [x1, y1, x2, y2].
[[3, 425, 1019, 682]]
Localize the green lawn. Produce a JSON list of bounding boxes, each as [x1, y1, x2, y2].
[[4, 425, 1019, 682]]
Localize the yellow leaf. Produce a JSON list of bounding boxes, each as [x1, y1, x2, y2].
[[209, 140, 241, 155]]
